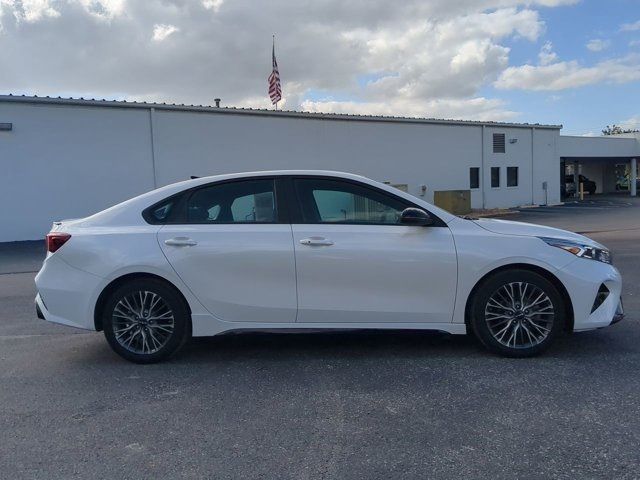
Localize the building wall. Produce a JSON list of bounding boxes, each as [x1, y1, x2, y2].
[[1, 100, 562, 242], [559, 135, 638, 158], [1, 102, 155, 242]]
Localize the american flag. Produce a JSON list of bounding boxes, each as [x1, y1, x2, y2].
[[268, 38, 282, 106]]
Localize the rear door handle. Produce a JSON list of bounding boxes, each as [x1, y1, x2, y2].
[[299, 237, 334, 246], [164, 237, 198, 247]]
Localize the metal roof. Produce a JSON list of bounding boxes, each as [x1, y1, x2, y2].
[[0, 94, 563, 130]]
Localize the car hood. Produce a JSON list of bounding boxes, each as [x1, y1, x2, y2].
[[472, 218, 604, 248]]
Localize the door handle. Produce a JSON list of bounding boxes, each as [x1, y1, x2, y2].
[[164, 237, 198, 247], [299, 237, 334, 246]]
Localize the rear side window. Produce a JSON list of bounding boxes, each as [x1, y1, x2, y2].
[[187, 179, 276, 224], [143, 196, 181, 224], [150, 201, 173, 222]]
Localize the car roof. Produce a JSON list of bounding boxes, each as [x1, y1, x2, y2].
[[183, 170, 369, 186]]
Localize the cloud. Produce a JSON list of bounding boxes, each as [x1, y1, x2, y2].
[[6, 0, 60, 22], [152, 23, 178, 42], [0, 0, 587, 121], [202, 0, 224, 12], [300, 96, 519, 121], [586, 38, 611, 52], [538, 41, 558, 65], [620, 20, 640, 32], [620, 115, 640, 131], [496, 39, 640, 91], [630, 39, 640, 48]]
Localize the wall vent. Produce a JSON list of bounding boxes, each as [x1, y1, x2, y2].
[[493, 133, 506, 153]]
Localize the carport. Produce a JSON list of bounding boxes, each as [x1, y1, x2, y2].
[[559, 134, 639, 198]]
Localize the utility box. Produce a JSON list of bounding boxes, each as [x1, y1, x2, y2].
[[433, 190, 471, 215]]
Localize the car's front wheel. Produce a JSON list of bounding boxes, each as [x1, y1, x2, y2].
[[102, 278, 191, 363], [470, 269, 565, 357]]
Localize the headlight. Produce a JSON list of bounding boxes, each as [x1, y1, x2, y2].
[[538, 237, 612, 264]]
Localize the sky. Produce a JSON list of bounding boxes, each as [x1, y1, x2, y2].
[[0, 0, 638, 135]]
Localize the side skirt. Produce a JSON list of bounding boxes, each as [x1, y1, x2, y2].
[[191, 314, 467, 337]]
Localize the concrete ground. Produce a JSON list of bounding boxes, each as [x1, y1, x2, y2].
[[1, 197, 639, 479]]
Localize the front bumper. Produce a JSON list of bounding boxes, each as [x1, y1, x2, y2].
[[611, 298, 624, 325], [555, 257, 623, 332], [35, 296, 45, 320]]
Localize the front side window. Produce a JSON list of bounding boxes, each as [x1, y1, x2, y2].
[[187, 179, 276, 223], [294, 178, 406, 224]]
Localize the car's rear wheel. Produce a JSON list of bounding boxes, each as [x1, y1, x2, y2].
[[470, 269, 565, 357], [102, 278, 191, 363]]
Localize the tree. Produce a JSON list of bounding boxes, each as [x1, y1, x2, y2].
[[602, 124, 639, 135]]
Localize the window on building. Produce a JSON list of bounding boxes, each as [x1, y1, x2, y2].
[[469, 167, 480, 189], [187, 179, 276, 223], [491, 167, 500, 188], [294, 178, 407, 224], [493, 133, 506, 153], [507, 167, 519, 187]]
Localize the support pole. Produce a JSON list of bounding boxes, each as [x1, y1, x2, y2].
[[631, 158, 637, 197]]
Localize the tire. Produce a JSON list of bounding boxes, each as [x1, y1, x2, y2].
[[102, 278, 191, 363], [470, 269, 565, 358]]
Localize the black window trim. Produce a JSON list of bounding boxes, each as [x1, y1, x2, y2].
[[142, 176, 285, 225], [142, 174, 447, 227]]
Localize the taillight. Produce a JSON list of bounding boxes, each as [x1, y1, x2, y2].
[[46, 232, 71, 253]]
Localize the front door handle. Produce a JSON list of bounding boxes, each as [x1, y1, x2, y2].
[[299, 237, 334, 246], [164, 237, 198, 247]]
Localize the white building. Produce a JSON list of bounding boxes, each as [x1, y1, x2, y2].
[[1, 95, 638, 242]]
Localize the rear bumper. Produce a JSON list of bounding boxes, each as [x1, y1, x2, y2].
[[34, 254, 101, 331]]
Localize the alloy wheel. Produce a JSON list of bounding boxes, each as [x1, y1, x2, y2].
[[111, 290, 175, 355], [484, 282, 555, 349]]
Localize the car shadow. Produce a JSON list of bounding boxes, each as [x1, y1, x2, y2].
[[179, 330, 486, 364], [71, 325, 635, 368]]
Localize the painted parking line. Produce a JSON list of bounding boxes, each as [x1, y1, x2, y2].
[[514, 205, 632, 214]]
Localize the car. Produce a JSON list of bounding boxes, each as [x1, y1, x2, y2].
[[35, 170, 623, 363], [564, 174, 596, 195], [615, 175, 640, 191]]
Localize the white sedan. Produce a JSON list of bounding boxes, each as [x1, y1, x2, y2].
[[35, 171, 623, 363]]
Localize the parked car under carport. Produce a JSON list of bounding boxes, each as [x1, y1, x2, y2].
[[563, 174, 596, 196]]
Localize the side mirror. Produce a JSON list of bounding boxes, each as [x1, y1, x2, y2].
[[400, 208, 434, 226]]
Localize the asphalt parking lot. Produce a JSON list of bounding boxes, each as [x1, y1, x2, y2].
[[1, 195, 639, 479]]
